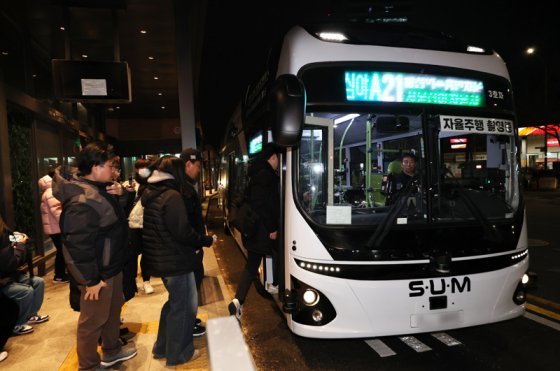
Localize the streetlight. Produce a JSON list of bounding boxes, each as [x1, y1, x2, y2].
[[525, 46, 550, 168]]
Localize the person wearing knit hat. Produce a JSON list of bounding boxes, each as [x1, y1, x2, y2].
[[259, 143, 279, 162], [179, 148, 216, 337]]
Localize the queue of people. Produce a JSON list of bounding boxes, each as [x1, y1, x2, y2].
[[1, 140, 283, 368]]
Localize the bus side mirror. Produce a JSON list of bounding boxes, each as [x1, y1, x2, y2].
[[270, 74, 306, 148]]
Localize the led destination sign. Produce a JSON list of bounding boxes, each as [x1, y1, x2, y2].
[[345, 71, 484, 107]]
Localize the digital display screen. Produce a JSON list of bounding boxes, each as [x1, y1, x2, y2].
[[451, 138, 467, 150], [345, 71, 484, 107], [248, 132, 263, 155], [450, 138, 467, 144]]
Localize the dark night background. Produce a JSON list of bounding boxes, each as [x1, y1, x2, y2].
[[198, 1, 558, 144]]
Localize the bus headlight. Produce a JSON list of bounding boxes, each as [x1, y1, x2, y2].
[[521, 274, 529, 285], [311, 310, 323, 323], [303, 289, 320, 306], [291, 276, 337, 326], [513, 283, 527, 305]]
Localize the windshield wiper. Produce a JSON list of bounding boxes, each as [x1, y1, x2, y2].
[[440, 169, 503, 243], [452, 187, 503, 243], [365, 175, 420, 250]]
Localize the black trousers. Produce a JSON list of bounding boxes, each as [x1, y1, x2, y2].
[[50, 234, 67, 279], [235, 250, 265, 304], [0, 293, 19, 351]]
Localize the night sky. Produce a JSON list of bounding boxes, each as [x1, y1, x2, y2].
[[198, 1, 558, 147]]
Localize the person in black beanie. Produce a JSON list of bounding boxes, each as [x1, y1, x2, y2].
[[179, 148, 216, 336], [228, 143, 280, 319]]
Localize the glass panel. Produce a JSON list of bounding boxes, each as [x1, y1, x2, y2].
[[296, 112, 427, 226], [434, 123, 519, 221], [298, 127, 328, 213], [36, 122, 60, 177]]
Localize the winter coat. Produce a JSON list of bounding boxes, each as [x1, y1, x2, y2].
[[38, 175, 62, 235], [52, 172, 128, 286], [141, 171, 213, 277], [183, 180, 208, 250], [243, 159, 280, 254]]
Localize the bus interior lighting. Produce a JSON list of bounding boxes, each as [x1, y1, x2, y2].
[[317, 32, 348, 42], [334, 113, 360, 126], [467, 45, 486, 53]]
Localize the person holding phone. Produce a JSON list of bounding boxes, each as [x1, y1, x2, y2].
[[0, 215, 49, 336]]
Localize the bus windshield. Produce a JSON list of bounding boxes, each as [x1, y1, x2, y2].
[[295, 112, 519, 226]]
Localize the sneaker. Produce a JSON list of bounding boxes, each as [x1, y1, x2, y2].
[[143, 281, 154, 294], [27, 314, 49, 324], [53, 277, 69, 284], [228, 298, 242, 320], [193, 324, 206, 337], [12, 324, 34, 335], [100, 344, 138, 367], [195, 317, 202, 326], [0, 351, 8, 362]]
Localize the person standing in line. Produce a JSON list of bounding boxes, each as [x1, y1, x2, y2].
[[53, 142, 137, 370], [228, 143, 280, 319], [179, 148, 216, 336], [0, 214, 49, 336], [38, 172, 68, 283], [124, 158, 154, 294], [115, 159, 140, 304], [141, 156, 214, 366]]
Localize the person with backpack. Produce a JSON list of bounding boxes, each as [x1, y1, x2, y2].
[[141, 156, 214, 366], [228, 143, 280, 319]]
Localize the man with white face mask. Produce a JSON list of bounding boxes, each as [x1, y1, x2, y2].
[[125, 159, 154, 295]]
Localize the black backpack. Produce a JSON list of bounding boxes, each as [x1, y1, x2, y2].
[[229, 184, 258, 238]]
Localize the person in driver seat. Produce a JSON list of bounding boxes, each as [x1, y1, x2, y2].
[[385, 153, 418, 206]]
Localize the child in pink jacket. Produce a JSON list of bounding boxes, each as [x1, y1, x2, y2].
[[38, 174, 68, 283]]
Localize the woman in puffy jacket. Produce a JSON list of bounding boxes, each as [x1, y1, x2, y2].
[[38, 174, 67, 283]]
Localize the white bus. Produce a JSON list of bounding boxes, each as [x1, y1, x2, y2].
[[220, 24, 529, 338]]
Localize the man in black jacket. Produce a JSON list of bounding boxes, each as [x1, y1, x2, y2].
[[228, 143, 280, 319], [179, 148, 215, 336], [54, 143, 137, 370]]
